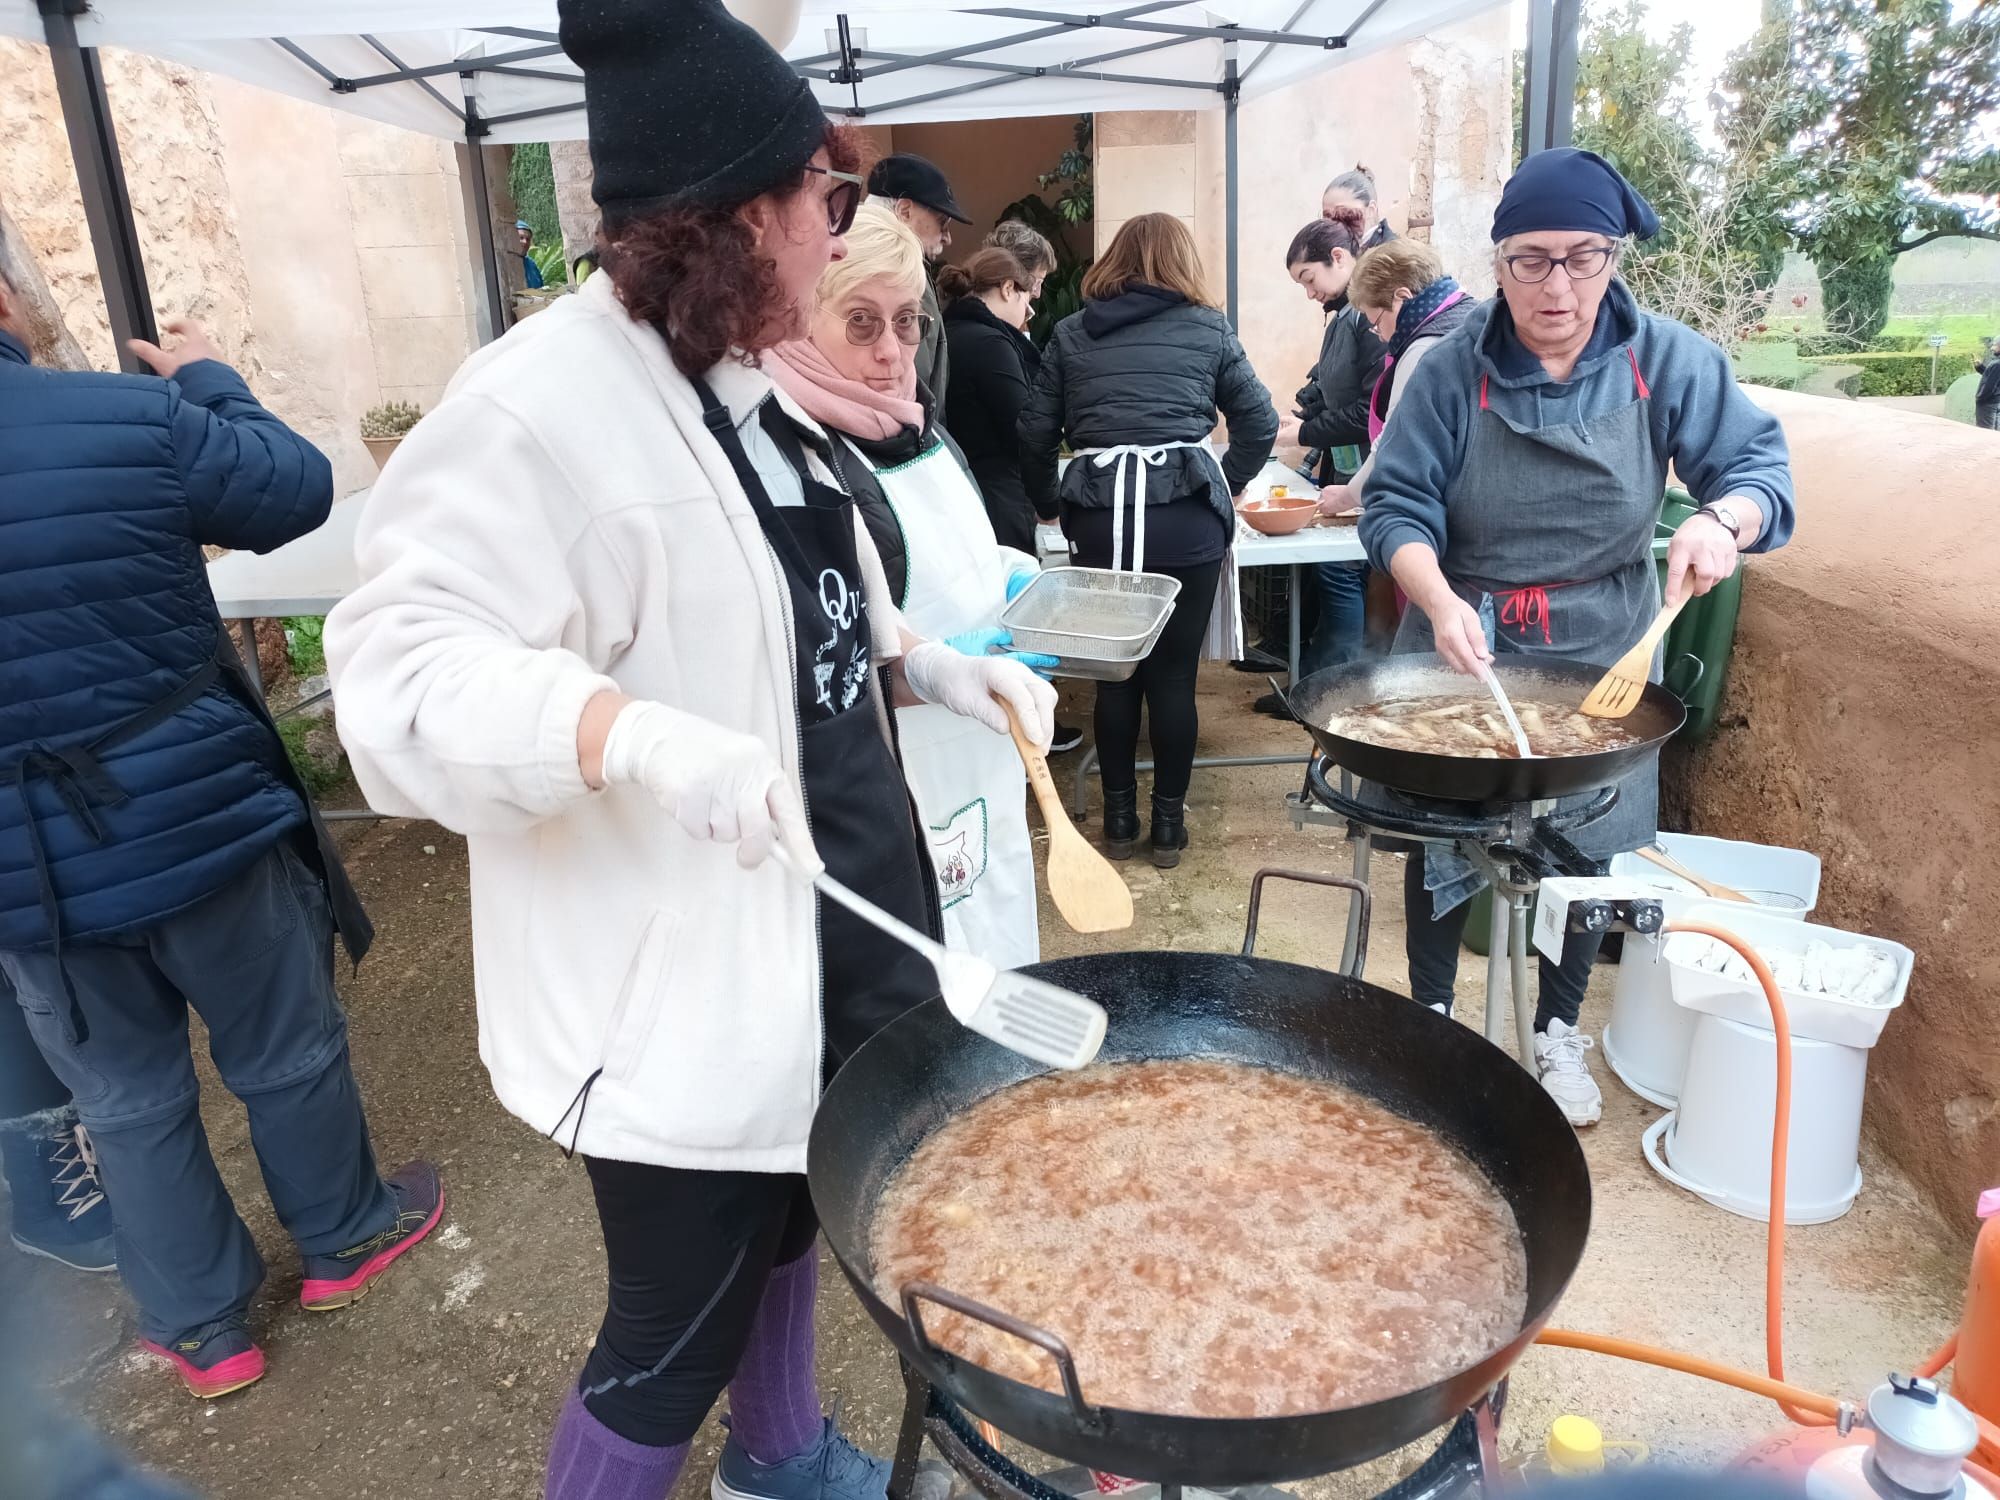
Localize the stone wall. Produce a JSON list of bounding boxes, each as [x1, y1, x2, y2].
[[1662, 388, 2000, 1232], [1, 39, 475, 497]]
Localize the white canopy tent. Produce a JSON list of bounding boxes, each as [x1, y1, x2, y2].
[[7, 0, 1580, 360]]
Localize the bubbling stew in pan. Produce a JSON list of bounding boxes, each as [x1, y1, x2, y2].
[[870, 1059, 1528, 1419], [1327, 694, 1644, 759]]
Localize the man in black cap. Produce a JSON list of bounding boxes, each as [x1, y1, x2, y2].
[[867, 153, 971, 402]]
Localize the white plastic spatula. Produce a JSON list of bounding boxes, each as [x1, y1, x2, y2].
[[772, 846, 1107, 1070], [1477, 663, 1534, 759]]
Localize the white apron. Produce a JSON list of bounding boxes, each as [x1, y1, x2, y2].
[[845, 435, 1040, 970], [1074, 440, 1245, 660]]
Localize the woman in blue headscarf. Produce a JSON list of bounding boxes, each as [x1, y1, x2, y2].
[[1357, 148, 1797, 1129]]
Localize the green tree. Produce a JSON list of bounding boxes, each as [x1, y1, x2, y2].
[[508, 142, 566, 285], [1722, 0, 2000, 343], [1572, 0, 1710, 247]]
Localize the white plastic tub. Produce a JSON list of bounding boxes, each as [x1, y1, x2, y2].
[[1663, 900, 1913, 1050], [1643, 1013, 1868, 1223], [1602, 834, 1821, 1107]]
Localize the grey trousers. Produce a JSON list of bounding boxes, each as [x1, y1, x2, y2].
[[0, 840, 394, 1340]]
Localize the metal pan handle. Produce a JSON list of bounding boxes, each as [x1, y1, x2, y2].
[[1241, 867, 1372, 976], [900, 1281, 1104, 1429], [1663, 651, 1706, 705]]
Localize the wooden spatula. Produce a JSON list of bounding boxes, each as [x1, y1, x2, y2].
[[1637, 844, 1753, 903], [1003, 703, 1134, 934], [1580, 567, 1693, 719]]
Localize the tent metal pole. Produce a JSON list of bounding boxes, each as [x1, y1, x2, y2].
[[1224, 47, 1240, 331], [38, 0, 156, 368], [457, 96, 508, 346], [1521, 0, 1580, 157], [974, 8, 1339, 49]]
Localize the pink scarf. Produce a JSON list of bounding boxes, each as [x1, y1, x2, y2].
[[764, 339, 923, 442]]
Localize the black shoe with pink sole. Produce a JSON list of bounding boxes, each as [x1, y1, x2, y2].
[[299, 1161, 444, 1312]]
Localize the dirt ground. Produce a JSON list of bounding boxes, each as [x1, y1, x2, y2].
[[8, 663, 1972, 1499]]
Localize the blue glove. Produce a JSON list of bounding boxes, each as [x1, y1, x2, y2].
[[1005, 565, 1039, 603], [942, 626, 1059, 678]]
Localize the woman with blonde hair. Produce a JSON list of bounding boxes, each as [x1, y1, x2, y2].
[[1321, 237, 1475, 508], [1018, 212, 1277, 865], [766, 204, 1051, 969]]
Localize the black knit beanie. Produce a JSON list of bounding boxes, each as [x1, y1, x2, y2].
[[558, 0, 828, 223]]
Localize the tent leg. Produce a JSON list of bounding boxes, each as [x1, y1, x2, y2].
[[457, 102, 509, 345], [1520, 0, 1581, 159], [1223, 48, 1240, 330], [39, 0, 155, 369]]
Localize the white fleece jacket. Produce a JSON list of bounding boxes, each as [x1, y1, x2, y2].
[[326, 274, 906, 1172]]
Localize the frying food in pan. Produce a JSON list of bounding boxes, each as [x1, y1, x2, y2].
[[869, 1058, 1527, 1419], [1327, 694, 1646, 759]]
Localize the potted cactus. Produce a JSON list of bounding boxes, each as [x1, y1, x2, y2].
[[360, 401, 423, 468]]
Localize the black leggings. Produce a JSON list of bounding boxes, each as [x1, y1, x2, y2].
[[1093, 560, 1222, 801], [1402, 856, 1600, 1031], [578, 1158, 818, 1446]]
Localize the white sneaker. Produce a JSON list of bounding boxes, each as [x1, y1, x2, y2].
[[1533, 1019, 1602, 1128]]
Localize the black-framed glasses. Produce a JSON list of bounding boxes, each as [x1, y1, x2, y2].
[[843, 309, 934, 347], [801, 165, 866, 236], [1501, 245, 1617, 285]]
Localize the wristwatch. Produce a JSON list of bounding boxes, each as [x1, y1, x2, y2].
[[1697, 501, 1743, 543]]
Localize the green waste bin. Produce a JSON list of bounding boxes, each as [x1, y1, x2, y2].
[[1655, 489, 1741, 741]]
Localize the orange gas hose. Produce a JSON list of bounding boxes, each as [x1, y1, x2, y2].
[[1919, 1334, 1960, 1380], [1536, 920, 2000, 1474]]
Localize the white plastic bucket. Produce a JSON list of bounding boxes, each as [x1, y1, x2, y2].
[[1603, 834, 1822, 1107], [1642, 1012, 1867, 1223], [1664, 902, 1912, 1049]]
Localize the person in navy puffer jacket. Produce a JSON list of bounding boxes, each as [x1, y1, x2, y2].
[[0, 248, 440, 1402]]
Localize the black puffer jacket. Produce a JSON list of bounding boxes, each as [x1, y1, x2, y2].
[[1294, 299, 1387, 482], [1018, 285, 1277, 538], [943, 295, 1037, 552]]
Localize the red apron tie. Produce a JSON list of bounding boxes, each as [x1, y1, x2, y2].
[[1496, 585, 1555, 645]]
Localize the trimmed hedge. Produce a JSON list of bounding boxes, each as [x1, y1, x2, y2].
[[1801, 350, 1974, 398], [1865, 333, 1926, 354]]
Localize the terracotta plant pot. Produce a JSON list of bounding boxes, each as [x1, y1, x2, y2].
[[363, 435, 403, 469]]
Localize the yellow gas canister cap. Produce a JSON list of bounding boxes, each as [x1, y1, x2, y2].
[[1548, 1415, 1607, 1473]]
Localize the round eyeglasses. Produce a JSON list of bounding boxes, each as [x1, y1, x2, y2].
[[1501, 245, 1617, 285], [843, 309, 934, 347]]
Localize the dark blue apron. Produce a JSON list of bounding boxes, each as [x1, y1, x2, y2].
[[694, 382, 939, 1073]]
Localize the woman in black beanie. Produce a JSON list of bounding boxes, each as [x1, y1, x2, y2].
[[325, 4, 1056, 1500]]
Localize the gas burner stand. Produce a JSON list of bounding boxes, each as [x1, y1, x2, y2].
[[1287, 755, 1659, 1064], [887, 1363, 1507, 1500]]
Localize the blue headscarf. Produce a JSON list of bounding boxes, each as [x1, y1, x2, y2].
[[1490, 148, 1660, 244]]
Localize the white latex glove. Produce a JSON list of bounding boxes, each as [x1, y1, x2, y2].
[[598, 700, 817, 872], [902, 640, 1057, 750]]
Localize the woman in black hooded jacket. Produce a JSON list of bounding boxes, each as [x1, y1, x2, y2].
[[1019, 212, 1278, 866], [940, 246, 1042, 552]]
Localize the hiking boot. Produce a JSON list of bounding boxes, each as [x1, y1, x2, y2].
[[3, 1113, 117, 1274], [1533, 1020, 1603, 1128], [1149, 795, 1189, 869], [712, 1415, 890, 1500], [299, 1160, 444, 1311], [1100, 786, 1139, 860], [141, 1315, 265, 1399]]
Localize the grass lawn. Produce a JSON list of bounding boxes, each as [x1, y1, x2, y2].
[[1881, 313, 1998, 354]]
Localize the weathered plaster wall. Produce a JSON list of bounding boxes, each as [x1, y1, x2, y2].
[[1662, 388, 2000, 1231], [1, 40, 473, 497], [1090, 10, 1510, 427]]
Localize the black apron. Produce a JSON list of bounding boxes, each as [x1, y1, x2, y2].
[[694, 380, 940, 1073], [5, 617, 372, 1043]]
